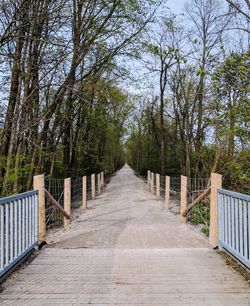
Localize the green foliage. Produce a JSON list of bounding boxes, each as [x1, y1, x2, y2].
[[189, 203, 210, 237], [125, 99, 181, 176], [202, 226, 209, 237], [219, 150, 250, 194]]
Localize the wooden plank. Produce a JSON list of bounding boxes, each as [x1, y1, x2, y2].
[[33, 174, 46, 242], [97, 173, 101, 195], [209, 173, 222, 248], [82, 176, 87, 209], [182, 187, 211, 217], [156, 174, 160, 200], [91, 174, 95, 199], [151, 173, 154, 194], [64, 178, 71, 227], [180, 176, 187, 223], [165, 176, 170, 209], [147, 170, 151, 192]]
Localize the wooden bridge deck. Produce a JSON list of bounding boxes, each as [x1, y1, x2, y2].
[[1, 165, 249, 305]]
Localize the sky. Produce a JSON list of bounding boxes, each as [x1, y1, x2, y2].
[[120, 0, 189, 95], [166, 0, 186, 14]]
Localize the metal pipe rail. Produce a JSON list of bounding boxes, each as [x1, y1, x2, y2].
[[218, 188, 250, 268], [0, 190, 38, 278]]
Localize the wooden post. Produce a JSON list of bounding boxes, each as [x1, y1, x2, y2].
[[82, 176, 87, 209], [210, 172, 222, 248], [101, 171, 104, 191], [156, 174, 160, 199], [147, 170, 151, 191], [33, 174, 45, 243], [180, 175, 187, 223], [91, 174, 95, 199], [151, 172, 154, 194], [97, 173, 101, 195], [64, 178, 71, 228], [165, 176, 170, 209]]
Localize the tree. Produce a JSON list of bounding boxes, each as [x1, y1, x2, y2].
[[145, 15, 184, 175], [0, 0, 159, 195]]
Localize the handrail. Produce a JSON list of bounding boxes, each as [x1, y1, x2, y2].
[[0, 190, 39, 278], [218, 188, 250, 201], [0, 190, 38, 205]]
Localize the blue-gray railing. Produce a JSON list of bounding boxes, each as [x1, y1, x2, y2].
[[218, 188, 250, 268], [0, 190, 39, 278]]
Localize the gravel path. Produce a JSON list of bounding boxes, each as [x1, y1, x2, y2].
[[0, 164, 249, 305]]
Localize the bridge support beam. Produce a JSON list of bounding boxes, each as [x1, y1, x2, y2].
[[101, 172, 104, 191], [64, 178, 71, 228], [180, 175, 187, 223], [33, 174, 46, 243], [165, 176, 170, 209], [210, 173, 222, 248]]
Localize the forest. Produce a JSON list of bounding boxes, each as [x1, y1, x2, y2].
[[0, 0, 249, 196]]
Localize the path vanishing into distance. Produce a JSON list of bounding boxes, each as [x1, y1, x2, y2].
[[1, 165, 249, 305]]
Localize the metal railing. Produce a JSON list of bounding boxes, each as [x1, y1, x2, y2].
[[0, 190, 38, 278], [218, 189, 250, 268]]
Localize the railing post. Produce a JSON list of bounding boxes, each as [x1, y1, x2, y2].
[[210, 172, 222, 248], [33, 174, 46, 243], [91, 174, 95, 199], [147, 170, 151, 191], [151, 172, 154, 194], [97, 173, 101, 195], [156, 174, 160, 199], [180, 175, 187, 223], [165, 176, 170, 209], [64, 178, 71, 228], [82, 176, 87, 209], [101, 171, 104, 191]]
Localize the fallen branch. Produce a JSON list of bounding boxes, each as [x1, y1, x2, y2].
[[45, 189, 70, 220], [181, 186, 211, 217]]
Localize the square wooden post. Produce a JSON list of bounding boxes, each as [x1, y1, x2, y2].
[[82, 176, 87, 209], [180, 175, 187, 223], [165, 176, 170, 209], [156, 174, 160, 199], [97, 173, 101, 195], [101, 172, 104, 191], [147, 170, 151, 191], [64, 178, 71, 228], [210, 172, 222, 248], [33, 174, 46, 243], [151, 172, 154, 194], [91, 174, 95, 199]]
